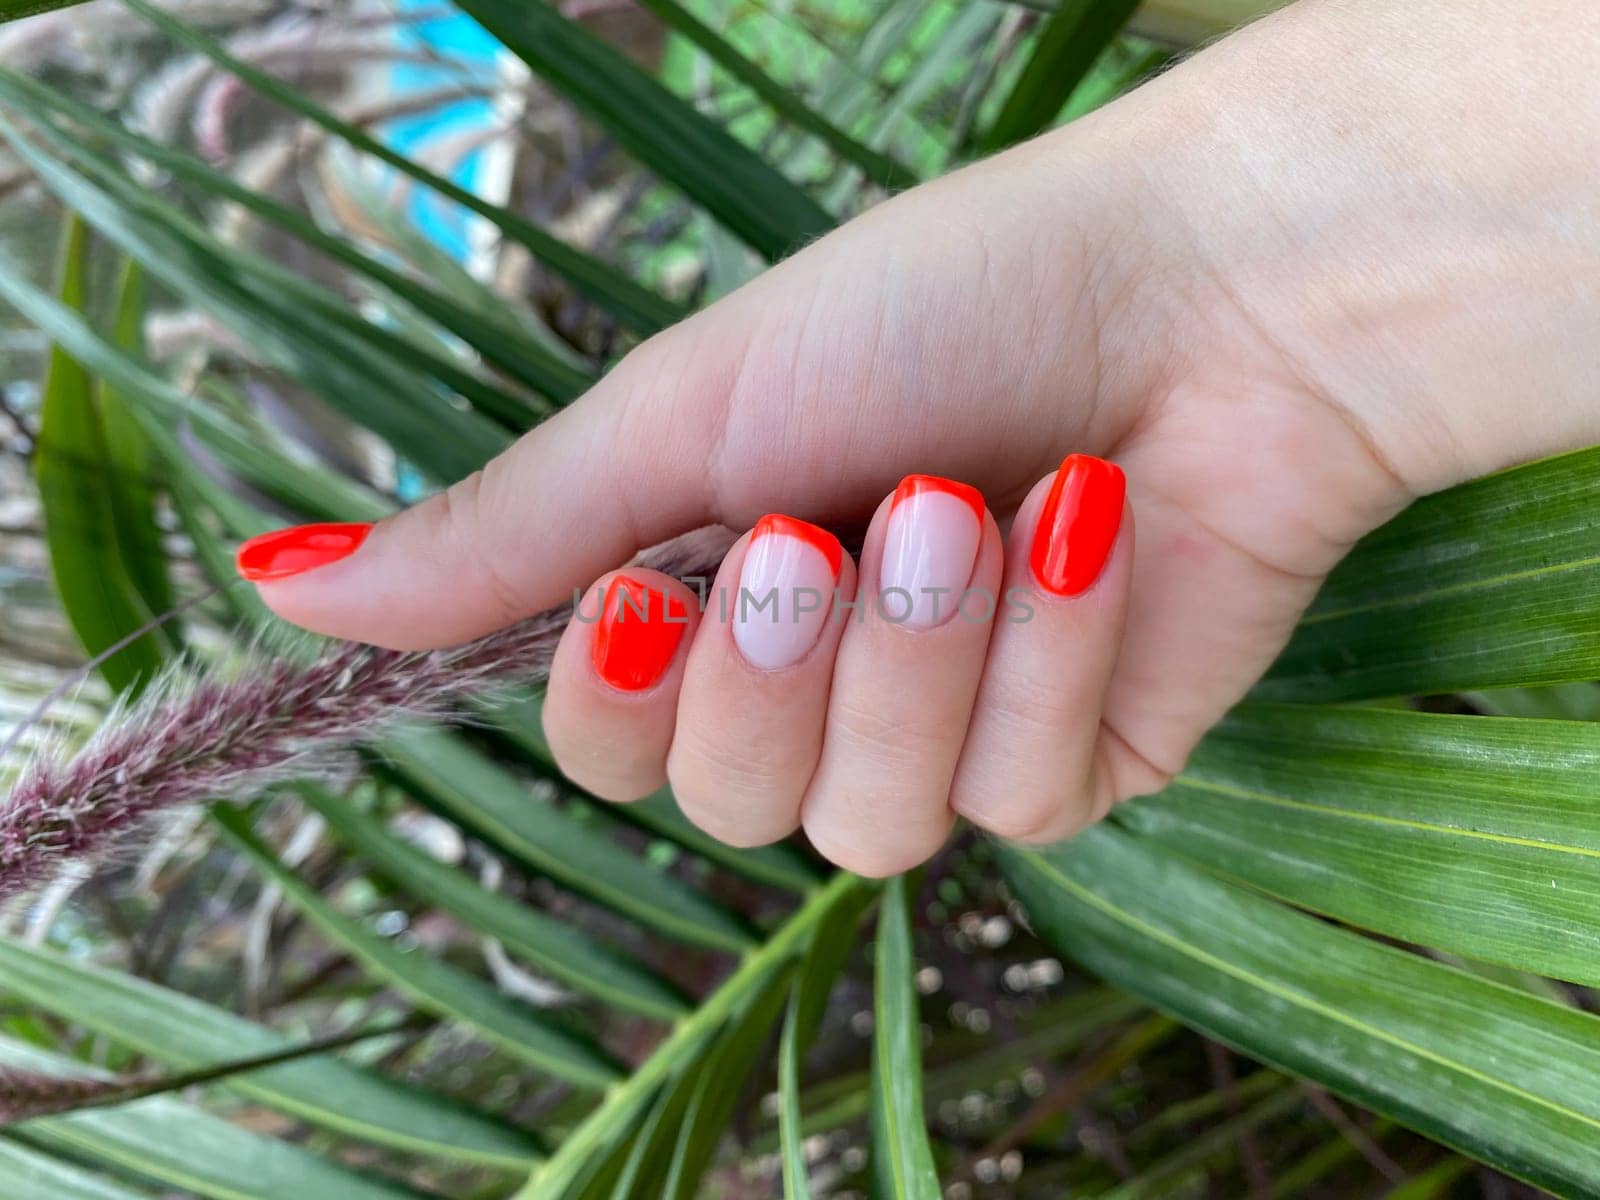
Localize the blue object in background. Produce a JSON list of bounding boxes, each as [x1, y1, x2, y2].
[[384, 0, 507, 500], [385, 0, 504, 267]]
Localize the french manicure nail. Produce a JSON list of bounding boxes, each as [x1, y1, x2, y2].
[[236, 522, 374, 582], [880, 474, 985, 629], [591, 574, 690, 692], [1030, 454, 1126, 597], [733, 515, 842, 671]]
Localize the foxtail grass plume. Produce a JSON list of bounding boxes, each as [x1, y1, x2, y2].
[[0, 533, 732, 906]]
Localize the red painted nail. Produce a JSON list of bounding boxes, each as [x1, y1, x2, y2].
[[1030, 454, 1126, 597], [236, 522, 373, 582], [591, 574, 691, 692]]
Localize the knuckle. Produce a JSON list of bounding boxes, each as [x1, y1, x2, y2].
[[670, 729, 796, 798], [955, 788, 1081, 844], [825, 694, 948, 775], [800, 807, 945, 878], [982, 673, 1087, 742], [545, 717, 661, 804], [666, 741, 801, 848], [810, 834, 918, 878], [554, 754, 657, 804]]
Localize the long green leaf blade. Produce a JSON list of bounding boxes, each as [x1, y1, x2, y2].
[[600, 1074, 695, 1200], [0, 244, 393, 530], [778, 883, 872, 1198], [0, 938, 539, 1168], [869, 876, 940, 1199], [298, 784, 689, 1021], [0, 111, 511, 481], [608, 973, 796, 1200], [97, 258, 175, 632], [517, 871, 867, 1200], [381, 731, 755, 953], [213, 807, 620, 1091], [0, 1139, 153, 1200], [0, 1039, 424, 1200], [1122, 702, 1600, 985], [124, 0, 683, 335], [979, 0, 1141, 152], [633, 0, 914, 190], [0, 66, 588, 413], [489, 694, 822, 893], [659, 966, 794, 1199], [1262, 446, 1600, 700], [1000, 825, 1600, 1196], [33, 215, 162, 694], [777, 988, 814, 1200], [454, 0, 834, 259]]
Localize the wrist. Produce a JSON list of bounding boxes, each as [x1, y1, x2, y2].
[[1119, 0, 1600, 494]]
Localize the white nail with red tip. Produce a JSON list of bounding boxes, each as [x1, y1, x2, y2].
[[732, 515, 843, 671], [879, 475, 985, 630]]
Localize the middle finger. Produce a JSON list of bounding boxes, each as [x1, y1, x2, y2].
[[801, 475, 1002, 876]]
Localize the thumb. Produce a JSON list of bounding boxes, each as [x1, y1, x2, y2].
[[242, 333, 732, 649]]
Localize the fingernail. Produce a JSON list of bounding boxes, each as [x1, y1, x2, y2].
[[879, 474, 985, 629], [1030, 454, 1126, 597], [236, 522, 374, 582], [591, 574, 690, 692], [733, 515, 842, 671]]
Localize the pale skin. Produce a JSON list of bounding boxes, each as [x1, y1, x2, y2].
[[252, 0, 1600, 876]]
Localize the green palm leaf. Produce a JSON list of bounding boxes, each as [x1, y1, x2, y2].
[[213, 806, 621, 1091], [1261, 446, 1600, 699], [516, 871, 868, 1199], [658, 966, 794, 1199], [299, 783, 690, 1022], [0, 66, 589, 414], [0, 1038, 426, 1200], [380, 732, 755, 953], [632, 0, 915, 190], [0, 939, 539, 1168], [455, 0, 833, 260], [123, 0, 683, 335], [32, 215, 162, 694], [0, 1139, 154, 1200], [0, 110, 513, 481], [1122, 702, 1600, 985], [1000, 825, 1600, 1195], [869, 875, 941, 1199]]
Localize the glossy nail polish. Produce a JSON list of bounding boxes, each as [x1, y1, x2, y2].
[[236, 522, 374, 582], [591, 574, 690, 692], [1030, 454, 1125, 597], [880, 474, 985, 629], [733, 515, 843, 670]]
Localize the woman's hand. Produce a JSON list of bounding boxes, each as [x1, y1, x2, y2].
[[239, 0, 1600, 874]]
